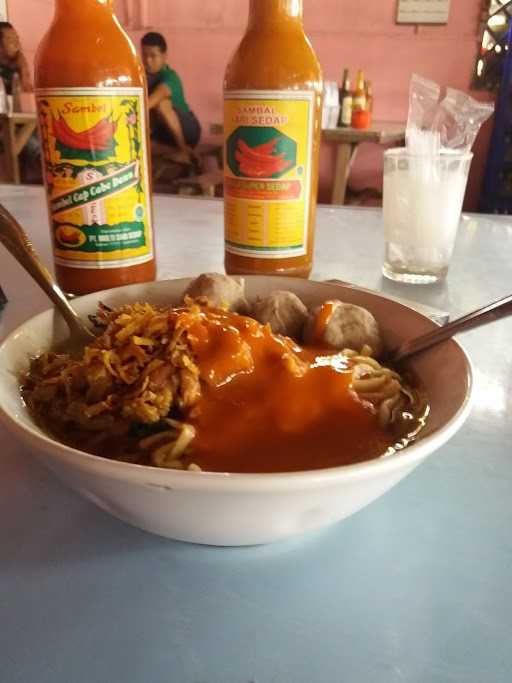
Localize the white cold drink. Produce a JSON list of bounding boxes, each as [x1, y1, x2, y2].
[[382, 148, 472, 284]]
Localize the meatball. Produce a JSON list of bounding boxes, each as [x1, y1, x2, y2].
[[183, 273, 249, 313], [252, 291, 308, 340], [304, 300, 382, 356]]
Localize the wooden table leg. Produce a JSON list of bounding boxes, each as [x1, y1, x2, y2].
[[14, 122, 37, 157], [0, 116, 17, 183], [215, 146, 224, 169], [331, 142, 357, 205], [8, 119, 21, 184]]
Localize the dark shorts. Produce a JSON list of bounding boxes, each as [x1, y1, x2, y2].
[[151, 108, 202, 148]]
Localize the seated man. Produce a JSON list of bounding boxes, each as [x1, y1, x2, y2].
[[141, 32, 201, 166], [0, 21, 33, 95]]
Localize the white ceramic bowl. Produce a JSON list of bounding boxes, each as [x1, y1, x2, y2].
[[0, 277, 473, 545]]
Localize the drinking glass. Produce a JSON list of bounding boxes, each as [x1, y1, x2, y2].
[[382, 148, 473, 284]]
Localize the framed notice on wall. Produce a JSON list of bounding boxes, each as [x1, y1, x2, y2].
[[0, 0, 7, 21], [397, 0, 451, 25]]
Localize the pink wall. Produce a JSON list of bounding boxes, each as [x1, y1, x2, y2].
[[7, 0, 492, 209]]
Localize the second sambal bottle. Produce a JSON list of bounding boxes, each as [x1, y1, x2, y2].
[[223, 0, 323, 278]]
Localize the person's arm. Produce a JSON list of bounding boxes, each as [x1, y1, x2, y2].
[[148, 82, 172, 110], [16, 53, 33, 92]]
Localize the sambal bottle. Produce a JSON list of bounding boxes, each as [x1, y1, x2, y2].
[[35, 0, 156, 295]]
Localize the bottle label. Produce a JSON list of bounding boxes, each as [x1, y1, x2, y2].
[[341, 96, 353, 126], [352, 95, 366, 112], [35, 87, 153, 269], [224, 89, 315, 259]]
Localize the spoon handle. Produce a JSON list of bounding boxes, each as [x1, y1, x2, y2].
[[0, 203, 86, 333], [391, 293, 512, 363]]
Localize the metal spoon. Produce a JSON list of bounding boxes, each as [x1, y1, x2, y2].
[[387, 292, 512, 364], [0, 202, 95, 348]]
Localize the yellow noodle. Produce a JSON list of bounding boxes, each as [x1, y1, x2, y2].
[[346, 346, 413, 428], [139, 430, 176, 450], [350, 355, 382, 370], [352, 374, 389, 393], [165, 459, 185, 470], [378, 394, 402, 428]]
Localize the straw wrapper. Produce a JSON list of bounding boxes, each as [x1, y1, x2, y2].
[[406, 73, 494, 156]]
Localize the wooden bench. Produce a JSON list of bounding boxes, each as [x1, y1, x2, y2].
[[150, 127, 223, 195], [171, 169, 224, 197]]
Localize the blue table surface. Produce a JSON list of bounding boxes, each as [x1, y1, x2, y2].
[[1, 186, 511, 683]]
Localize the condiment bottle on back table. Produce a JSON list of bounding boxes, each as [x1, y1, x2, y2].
[[223, 0, 323, 278], [35, 0, 156, 296], [338, 68, 353, 128]]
